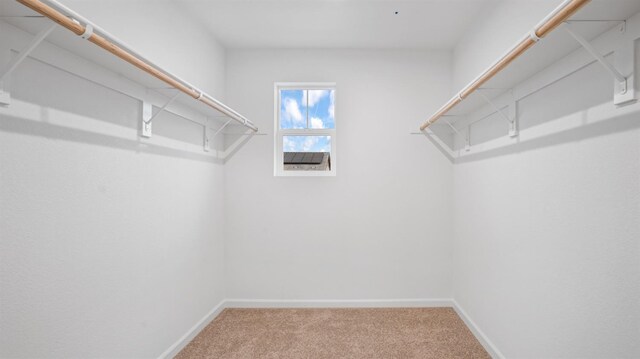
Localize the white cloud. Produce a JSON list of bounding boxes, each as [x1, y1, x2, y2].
[[284, 98, 303, 123], [302, 90, 329, 107], [302, 136, 319, 151], [328, 90, 335, 119], [283, 136, 330, 153], [283, 136, 319, 152], [310, 117, 324, 129], [319, 136, 330, 152], [283, 137, 295, 151]]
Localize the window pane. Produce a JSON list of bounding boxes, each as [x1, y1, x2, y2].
[[283, 136, 332, 171], [283, 135, 331, 152], [280, 89, 306, 129], [306, 89, 335, 129]]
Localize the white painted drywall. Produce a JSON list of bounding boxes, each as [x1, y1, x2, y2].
[[452, 0, 560, 91], [3, 0, 639, 357], [223, 49, 454, 301], [450, 4, 640, 358], [59, 0, 227, 101], [0, 2, 229, 357]]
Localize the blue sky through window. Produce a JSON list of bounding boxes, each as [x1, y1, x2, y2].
[[280, 90, 306, 129], [280, 89, 335, 130], [283, 135, 331, 153]]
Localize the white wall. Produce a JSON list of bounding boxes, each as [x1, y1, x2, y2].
[[453, 112, 640, 358], [0, 1, 229, 357], [223, 49, 454, 301], [60, 0, 227, 100], [3, 0, 639, 357], [450, 4, 640, 358], [452, 0, 559, 90]]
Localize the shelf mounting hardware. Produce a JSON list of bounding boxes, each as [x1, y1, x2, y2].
[[564, 22, 628, 96], [477, 89, 518, 137], [141, 102, 153, 138], [212, 119, 233, 140], [419, 0, 591, 131], [440, 114, 465, 135], [465, 126, 471, 152], [203, 119, 211, 152], [0, 22, 56, 106], [443, 118, 461, 135], [141, 91, 180, 138], [0, 22, 56, 83], [16, 0, 257, 133]]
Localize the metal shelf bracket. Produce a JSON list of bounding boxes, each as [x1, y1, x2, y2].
[[564, 22, 635, 105], [465, 127, 471, 152], [203, 120, 210, 152], [440, 115, 463, 135], [141, 101, 153, 138], [443, 118, 461, 135], [212, 119, 233, 140], [508, 92, 518, 137], [0, 22, 57, 106], [140, 91, 180, 138], [477, 89, 518, 137]]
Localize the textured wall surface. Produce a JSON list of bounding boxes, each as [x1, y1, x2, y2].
[[450, 4, 640, 358], [59, 0, 227, 101], [223, 49, 454, 301], [453, 121, 640, 358], [0, 2, 229, 356], [452, 0, 559, 91], [2, 1, 639, 358]]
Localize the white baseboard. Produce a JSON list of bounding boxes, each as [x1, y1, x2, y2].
[[158, 300, 226, 359], [225, 298, 453, 308], [452, 299, 505, 359]]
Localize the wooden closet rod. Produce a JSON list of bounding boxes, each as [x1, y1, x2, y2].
[[419, 0, 590, 131], [16, 0, 258, 132]]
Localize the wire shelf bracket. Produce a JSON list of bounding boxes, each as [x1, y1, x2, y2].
[[15, 0, 258, 134], [212, 119, 233, 139], [140, 91, 180, 138], [0, 21, 56, 106], [419, 0, 592, 131], [203, 119, 211, 152], [477, 89, 518, 137], [563, 21, 635, 106], [464, 127, 471, 152]]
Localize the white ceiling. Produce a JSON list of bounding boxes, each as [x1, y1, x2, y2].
[[179, 0, 499, 49]]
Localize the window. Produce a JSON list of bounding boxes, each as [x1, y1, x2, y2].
[[274, 83, 336, 176]]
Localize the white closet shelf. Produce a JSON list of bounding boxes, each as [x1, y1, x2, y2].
[[420, 0, 640, 134], [1, 0, 257, 134]]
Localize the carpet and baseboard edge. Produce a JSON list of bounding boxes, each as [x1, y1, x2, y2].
[[159, 298, 503, 359], [451, 300, 505, 359], [158, 300, 226, 359]]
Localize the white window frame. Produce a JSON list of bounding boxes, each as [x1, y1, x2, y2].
[[274, 82, 337, 177]]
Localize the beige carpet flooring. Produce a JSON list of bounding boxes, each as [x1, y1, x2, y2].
[[176, 307, 490, 358]]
